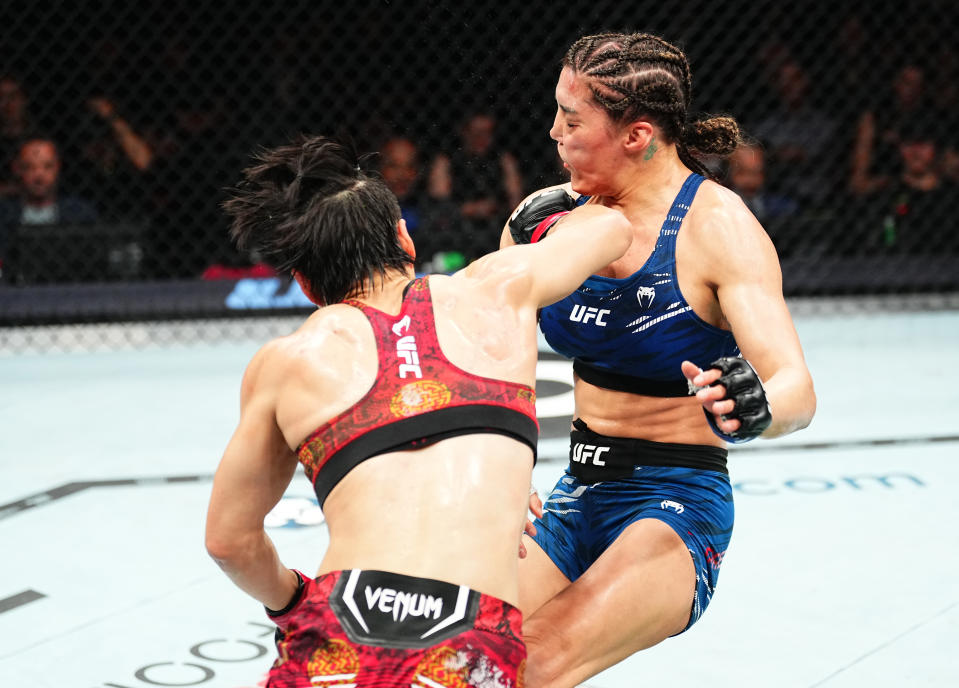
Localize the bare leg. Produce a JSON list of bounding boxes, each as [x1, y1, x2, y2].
[[517, 533, 572, 616], [521, 518, 696, 688]]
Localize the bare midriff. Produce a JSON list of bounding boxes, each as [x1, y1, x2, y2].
[[573, 374, 725, 448], [315, 433, 534, 607]]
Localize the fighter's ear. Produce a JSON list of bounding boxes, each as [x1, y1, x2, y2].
[[292, 270, 323, 306], [397, 218, 415, 261], [622, 119, 655, 155]]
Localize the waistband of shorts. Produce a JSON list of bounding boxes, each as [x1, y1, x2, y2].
[[568, 418, 728, 481], [320, 569, 523, 640]]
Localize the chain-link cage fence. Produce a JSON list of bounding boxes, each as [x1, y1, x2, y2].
[[1, 1, 958, 350]]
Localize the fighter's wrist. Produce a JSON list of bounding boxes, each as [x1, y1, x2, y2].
[[265, 569, 306, 617]]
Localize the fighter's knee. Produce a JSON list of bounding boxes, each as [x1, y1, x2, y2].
[[523, 620, 575, 688]]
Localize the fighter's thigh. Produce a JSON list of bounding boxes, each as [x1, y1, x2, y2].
[[517, 533, 571, 617], [523, 518, 695, 686]]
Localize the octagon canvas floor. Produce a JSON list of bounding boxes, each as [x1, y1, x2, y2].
[[1, 301, 957, 687]]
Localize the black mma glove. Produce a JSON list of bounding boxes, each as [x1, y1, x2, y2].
[[508, 188, 578, 244], [702, 357, 771, 443]]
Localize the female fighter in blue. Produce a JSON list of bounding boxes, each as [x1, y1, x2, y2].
[[501, 32, 817, 688]]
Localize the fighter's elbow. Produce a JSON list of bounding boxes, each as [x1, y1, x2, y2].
[[779, 384, 817, 436], [800, 388, 817, 429], [204, 522, 255, 567], [205, 531, 239, 566]]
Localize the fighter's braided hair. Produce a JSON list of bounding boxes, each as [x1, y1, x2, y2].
[[564, 33, 741, 177]]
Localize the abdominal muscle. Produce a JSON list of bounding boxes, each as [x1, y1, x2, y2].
[[316, 433, 534, 607], [574, 375, 725, 448]]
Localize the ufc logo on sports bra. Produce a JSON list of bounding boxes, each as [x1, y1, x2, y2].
[[391, 315, 422, 379], [569, 305, 610, 326], [572, 442, 609, 466]]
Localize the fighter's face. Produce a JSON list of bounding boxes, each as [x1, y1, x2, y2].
[[549, 67, 623, 196]]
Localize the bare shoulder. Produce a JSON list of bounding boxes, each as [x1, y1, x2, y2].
[[686, 180, 766, 243], [251, 306, 369, 379], [447, 259, 522, 294], [683, 179, 779, 275], [451, 253, 534, 308], [288, 305, 372, 356]]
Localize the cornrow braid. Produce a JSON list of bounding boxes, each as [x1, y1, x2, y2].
[[564, 32, 740, 178]]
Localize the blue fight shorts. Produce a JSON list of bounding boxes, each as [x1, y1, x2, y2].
[[530, 430, 734, 631]]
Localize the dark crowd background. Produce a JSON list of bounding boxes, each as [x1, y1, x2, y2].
[[1, 0, 958, 336]]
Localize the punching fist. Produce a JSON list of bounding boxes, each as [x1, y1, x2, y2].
[[683, 357, 772, 443], [508, 187, 578, 244]]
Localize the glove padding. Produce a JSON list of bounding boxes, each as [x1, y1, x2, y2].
[[508, 188, 578, 244], [703, 357, 771, 443]]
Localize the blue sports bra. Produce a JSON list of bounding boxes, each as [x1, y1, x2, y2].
[[539, 173, 739, 397]]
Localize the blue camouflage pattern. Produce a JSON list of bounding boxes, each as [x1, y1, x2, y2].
[[531, 464, 734, 631]]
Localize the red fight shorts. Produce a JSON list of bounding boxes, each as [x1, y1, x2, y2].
[[266, 569, 526, 687]]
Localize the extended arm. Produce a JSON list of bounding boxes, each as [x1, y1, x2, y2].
[[476, 188, 630, 310], [205, 345, 302, 610]]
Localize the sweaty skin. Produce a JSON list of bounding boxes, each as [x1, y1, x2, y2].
[[497, 63, 815, 688], [206, 204, 632, 612]]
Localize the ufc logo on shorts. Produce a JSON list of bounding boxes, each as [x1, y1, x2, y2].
[[572, 442, 609, 466], [392, 315, 422, 379], [569, 305, 610, 326]]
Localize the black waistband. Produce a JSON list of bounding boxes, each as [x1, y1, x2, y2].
[[574, 359, 693, 397], [330, 569, 481, 649], [314, 404, 538, 506], [568, 418, 727, 483]]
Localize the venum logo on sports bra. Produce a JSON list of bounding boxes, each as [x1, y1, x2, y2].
[[331, 569, 480, 649], [391, 315, 422, 378], [637, 286, 656, 309], [568, 304, 610, 326]]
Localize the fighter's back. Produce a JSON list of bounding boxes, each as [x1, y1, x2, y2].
[[259, 270, 541, 604]]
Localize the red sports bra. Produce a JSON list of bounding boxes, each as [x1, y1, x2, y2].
[[297, 277, 538, 506]]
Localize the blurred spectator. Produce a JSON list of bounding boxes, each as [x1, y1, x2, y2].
[[427, 111, 524, 258], [0, 138, 98, 272], [751, 57, 839, 208], [860, 118, 957, 255], [381, 137, 424, 227], [0, 139, 97, 226], [823, 14, 876, 107], [70, 95, 154, 221], [145, 89, 244, 279], [849, 63, 935, 196], [722, 142, 801, 258], [0, 75, 38, 197], [724, 142, 799, 224], [942, 138, 959, 187], [378, 135, 458, 272]]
